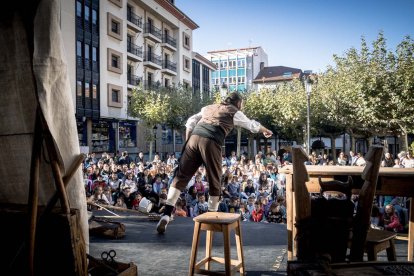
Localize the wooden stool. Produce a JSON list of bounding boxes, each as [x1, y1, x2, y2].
[[188, 212, 245, 276], [365, 228, 397, 261]]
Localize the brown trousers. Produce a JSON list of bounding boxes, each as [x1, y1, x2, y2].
[[171, 135, 222, 196]]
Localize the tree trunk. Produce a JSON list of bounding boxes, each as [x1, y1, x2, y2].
[[149, 141, 154, 162], [172, 128, 176, 153], [399, 127, 408, 152], [247, 133, 254, 159], [330, 135, 336, 162], [256, 135, 261, 153]]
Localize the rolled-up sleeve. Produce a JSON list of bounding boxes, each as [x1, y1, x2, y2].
[[234, 111, 262, 133], [185, 108, 204, 130]]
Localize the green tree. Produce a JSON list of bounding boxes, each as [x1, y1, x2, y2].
[[129, 87, 170, 160]]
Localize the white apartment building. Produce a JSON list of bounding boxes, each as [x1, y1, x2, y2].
[[205, 47, 268, 93], [61, 0, 198, 155]]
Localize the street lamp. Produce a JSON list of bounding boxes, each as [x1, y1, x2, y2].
[[305, 77, 312, 154]]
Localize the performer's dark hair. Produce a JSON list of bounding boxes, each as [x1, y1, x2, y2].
[[222, 92, 242, 109]]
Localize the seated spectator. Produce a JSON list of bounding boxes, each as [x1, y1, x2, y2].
[[108, 172, 122, 192], [122, 173, 138, 193], [241, 179, 255, 201], [383, 204, 403, 232], [88, 186, 110, 206], [173, 198, 188, 217], [261, 197, 272, 221], [355, 152, 366, 166], [239, 202, 249, 221], [251, 201, 264, 222], [114, 195, 127, 209], [103, 186, 114, 205], [192, 173, 206, 194], [267, 201, 283, 223], [91, 175, 107, 192], [228, 197, 240, 214], [370, 204, 384, 230], [152, 175, 165, 195], [227, 176, 240, 198], [131, 192, 143, 210], [193, 193, 209, 217]]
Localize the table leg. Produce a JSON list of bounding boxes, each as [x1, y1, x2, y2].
[[409, 198, 413, 261], [286, 173, 293, 260]]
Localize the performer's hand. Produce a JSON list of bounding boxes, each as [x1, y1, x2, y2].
[[263, 129, 273, 138]]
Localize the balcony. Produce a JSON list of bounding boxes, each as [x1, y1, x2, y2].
[[127, 42, 143, 62], [127, 11, 142, 32], [161, 60, 177, 76], [143, 52, 162, 70], [127, 74, 142, 87], [143, 23, 162, 43], [143, 80, 161, 91], [161, 34, 177, 51]]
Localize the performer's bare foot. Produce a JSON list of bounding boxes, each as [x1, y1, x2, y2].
[[156, 215, 170, 234]]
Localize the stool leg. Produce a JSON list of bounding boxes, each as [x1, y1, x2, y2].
[[235, 220, 245, 275], [188, 221, 201, 276], [205, 230, 213, 270], [386, 239, 397, 261], [223, 225, 231, 276]]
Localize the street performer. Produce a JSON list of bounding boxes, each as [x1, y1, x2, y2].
[[157, 92, 273, 233]]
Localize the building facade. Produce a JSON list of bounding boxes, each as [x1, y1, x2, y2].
[[192, 52, 217, 99], [205, 47, 268, 92], [61, 0, 199, 155]]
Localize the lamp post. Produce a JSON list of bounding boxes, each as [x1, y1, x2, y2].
[[220, 83, 229, 156], [305, 77, 312, 154], [152, 125, 158, 159]]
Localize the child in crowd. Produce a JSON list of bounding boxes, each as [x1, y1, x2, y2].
[[252, 201, 264, 222], [370, 204, 384, 230], [239, 202, 248, 221], [228, 197, 240, 214], [115, 195, 127, 209], [103, 186, 114, 205], [132, 192, 143, 210], [173, 198, 187, 217], [384, 204, 403, 232], [267, 201, 283, 223], [193, 193, 209, 217]]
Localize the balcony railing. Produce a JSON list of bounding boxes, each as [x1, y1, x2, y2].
[[162, 60, 177, 72], [127, 11, 142, 29], [127, 74, 142, 86], [127, 42, 143, 57], [144, 52, 162, 66], [162, 34, 176, 48], [143, 23, 162, 40], [143, 80, 161, 90]]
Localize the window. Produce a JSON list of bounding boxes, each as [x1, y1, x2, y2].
[[84, 44, 89, 60], [107, 48, 123, 74], [164, 78, 169, 87], [183, 80, 190, 89], [107, 13, 123, 40], [238, 59, 245, 67], [85, 82, 90, 98], [238, 76, 245, 83], [76, 41, 82, 57], [229, 60, 236, 68], [92, 9, 97, 25], [111, 56, 118, 68], [108, 0, 122, 8], [92, 84, 97, 99], [92, 47, 97, 61], [107, 84, 123, 108], [76, 1, 82, 17], [111, 21, 119, 34], [183, 32, 190, 49], [76, 81, 82, 96], [112, 89, 119, 102], [84, 5, 90, 21], [183, 55, 191, 72]]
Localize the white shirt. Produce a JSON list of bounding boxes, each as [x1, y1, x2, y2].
[[185, 107, 262, 133]]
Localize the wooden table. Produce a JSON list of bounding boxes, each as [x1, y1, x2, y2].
[[282, 166, 414, 261]]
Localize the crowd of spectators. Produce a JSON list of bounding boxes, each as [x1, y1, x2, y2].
[[83, 148, 412, 228]]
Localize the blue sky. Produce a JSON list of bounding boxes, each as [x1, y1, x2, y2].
[[176, 0, 414, 72]]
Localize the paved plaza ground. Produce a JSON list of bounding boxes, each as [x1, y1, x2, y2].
[[89, 211, 409, 275]]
